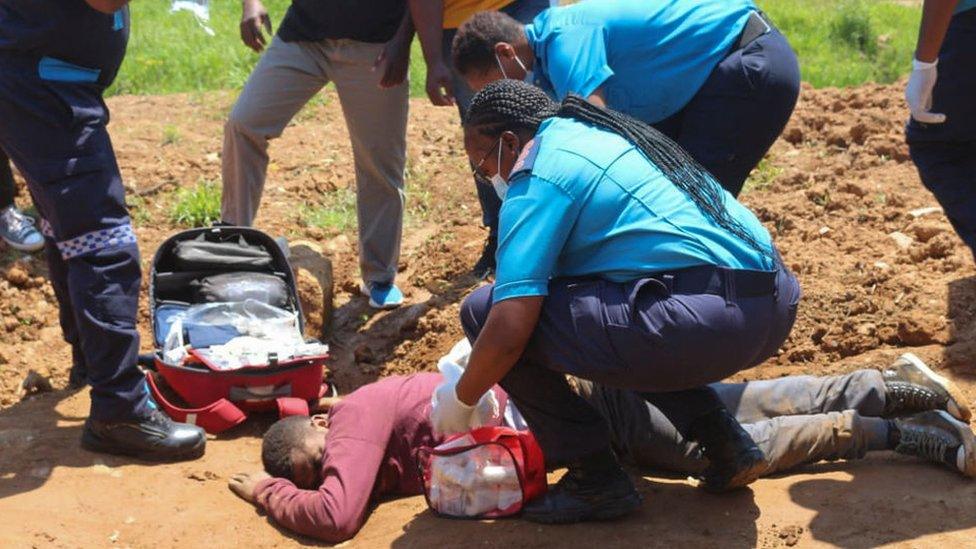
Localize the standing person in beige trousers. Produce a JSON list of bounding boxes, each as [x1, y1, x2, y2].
[[222, 0, 412, 309]]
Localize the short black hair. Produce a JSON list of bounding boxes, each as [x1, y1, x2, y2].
[[452, 11, 524, 77], [262, 416, 312, 480]]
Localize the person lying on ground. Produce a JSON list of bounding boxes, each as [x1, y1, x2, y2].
[[228, 356, 975, 543], [451, 0, 800, 197]]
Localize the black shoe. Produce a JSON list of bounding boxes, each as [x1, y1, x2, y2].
[[470, 231, 497, 279], [894, 410, 976, 477], [883, 353, 971, 421], [522, 452, 642, 524], [81, 409, 206, 462], [690, 408, 766, 492]]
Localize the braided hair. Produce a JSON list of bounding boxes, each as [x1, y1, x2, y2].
[[452, 11, 524, 77], [464, 80, 771, 260]]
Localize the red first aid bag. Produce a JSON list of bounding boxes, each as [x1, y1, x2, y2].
[[420, 426, 546, 518]]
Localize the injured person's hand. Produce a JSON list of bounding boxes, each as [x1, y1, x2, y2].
[[229, 471, 272, 505]]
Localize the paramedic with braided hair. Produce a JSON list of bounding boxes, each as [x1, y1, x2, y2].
[[0, 0, 206, 459], [429, 79, 802, 524], [451, 0, 801, 197]]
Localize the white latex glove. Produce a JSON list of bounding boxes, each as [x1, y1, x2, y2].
[[905, 58, 947, 124], [431, 361, 500, 435]]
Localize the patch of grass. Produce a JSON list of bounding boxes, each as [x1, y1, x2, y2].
[[742, 158, 783, 193], [114, 1, 428, 98], [162, 124, 182, 146], [759, 0, 920, 87], [299, 188, 358, 233], [169, 180, 222, 227]]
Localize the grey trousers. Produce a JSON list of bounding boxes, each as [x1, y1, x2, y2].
[[576, 370, 887, 476], [221, 36, 408, 284]]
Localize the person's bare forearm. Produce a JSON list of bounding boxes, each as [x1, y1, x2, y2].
[[85, 0, 129, 14], [408, 0, 446, 66], [393, 6, 416, 50], [916, 0, 960, 61], [456, 297, 543, 405]]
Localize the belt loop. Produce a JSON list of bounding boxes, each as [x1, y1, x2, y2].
[[722, 269, 736, 306], [662, 274, 674, 295]]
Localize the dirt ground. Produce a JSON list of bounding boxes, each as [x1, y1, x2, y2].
[[3, 82, 976, 548]]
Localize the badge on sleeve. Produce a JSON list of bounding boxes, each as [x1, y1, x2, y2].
[[511, 137, 542, 178]]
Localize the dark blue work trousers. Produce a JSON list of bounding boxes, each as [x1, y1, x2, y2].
[[0, 53, 148, 422], [907, 9, 976, 259], [443, 0, 551, 233], [461, 265, 801, 466], [654, 28, 801, 197]]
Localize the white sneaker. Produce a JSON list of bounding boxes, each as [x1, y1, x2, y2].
[[0, 206, 44, 252]]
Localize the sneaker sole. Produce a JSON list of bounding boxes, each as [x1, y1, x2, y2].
[[937, 410, 976, 477], [81, 431, 206, 462], [522, 492, 643, 525], [900, 353, 971, 422], [1, 237, 44, 252]]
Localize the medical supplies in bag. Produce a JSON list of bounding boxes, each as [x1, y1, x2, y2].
[[421, 426, 546, 518], [146, 227, 329, 434]]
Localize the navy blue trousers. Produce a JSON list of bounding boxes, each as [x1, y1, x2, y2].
[[461, 266, 801, 465], [0, 53, 148, 422], [654, 28, 801, 197], [907, 9, 976, 259], [443, 0, 550, 233]]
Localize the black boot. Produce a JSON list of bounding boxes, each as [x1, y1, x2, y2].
[[690, 408, 766, 492], [522, 448, 642, 524], [81, 409, 206, 462], [470, 230, 498, 279]]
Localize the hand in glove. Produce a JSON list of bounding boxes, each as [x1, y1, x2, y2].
[[431, 361, 499, 435], [905, 58, 946, 124]]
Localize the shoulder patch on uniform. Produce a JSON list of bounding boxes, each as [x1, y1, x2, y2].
[[511, 136, 542, 177]]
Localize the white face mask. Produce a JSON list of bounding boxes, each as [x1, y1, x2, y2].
[[495, 52, 533, 84], [490, 137, 508, 200]]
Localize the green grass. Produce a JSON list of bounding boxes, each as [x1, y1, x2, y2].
[[169, 180, 222, 227], [112, 0, 427, 97], [113, 0, 921, 97], [758, 0, 920, 87], [298, 188, 358, 233]]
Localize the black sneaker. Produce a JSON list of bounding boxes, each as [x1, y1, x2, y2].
[[470, 231, 497, 279], [894, 410, 976, 477], [691, 408, 767, 492], [81, 409, 206, 462], [522, 456, 641, 524], [883, 353, 971, 421]]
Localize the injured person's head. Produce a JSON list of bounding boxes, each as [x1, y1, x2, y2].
[[262, 414, 330, 489]]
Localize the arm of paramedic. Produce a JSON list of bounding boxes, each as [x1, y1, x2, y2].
[[916, 0, 960, 62], [255, 416, 394, 541], [408, 0, 455, 105], [456, 175, 579, 405], [85, 0, 129, 13], [456, 297, 543, 405]]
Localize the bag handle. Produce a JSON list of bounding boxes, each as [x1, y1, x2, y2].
[[145, 372, 247, 434]]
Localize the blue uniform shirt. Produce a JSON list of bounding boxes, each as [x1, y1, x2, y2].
[[0, 0, 129, 87], [492, 117, 775, 304], [957, 0, 976, 14], [525, 0, 756, 124]]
